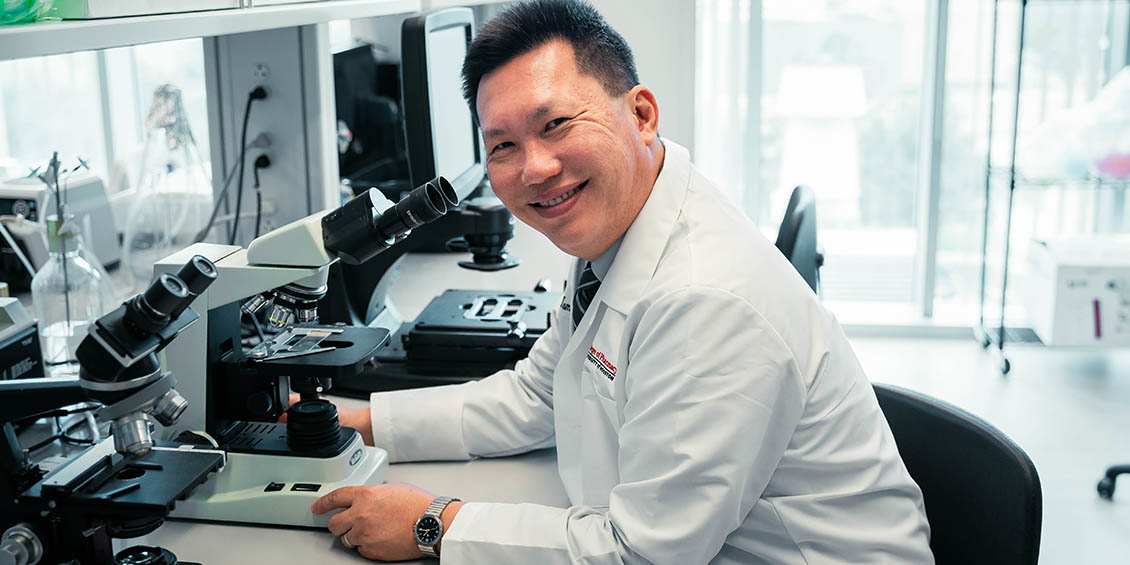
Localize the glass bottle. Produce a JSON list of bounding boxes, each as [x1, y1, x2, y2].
[[30, 215, 112, 377], [120, 84, 212, 291]]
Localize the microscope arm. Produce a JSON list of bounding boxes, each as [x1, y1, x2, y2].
[[0, 378, 88, 426]]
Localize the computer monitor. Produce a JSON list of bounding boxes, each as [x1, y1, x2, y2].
[[401, 8, 485, 201], [332, 44, 406, 185]]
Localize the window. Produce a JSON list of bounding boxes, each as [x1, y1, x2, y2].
[[0, 39, 209, 296], [0, 39, 208, 183], [760, 0, 928, 318], [936, 0, 1130, 326], [697, 0, 1130, 328], [0, 52, 107, 175]]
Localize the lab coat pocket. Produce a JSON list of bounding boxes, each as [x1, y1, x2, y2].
[[582, 363, 619, 427]]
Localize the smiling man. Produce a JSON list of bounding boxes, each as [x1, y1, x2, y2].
[[311, 1, 934, 563]]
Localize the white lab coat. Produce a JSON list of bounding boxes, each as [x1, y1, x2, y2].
[[370, 141, 933, 564]]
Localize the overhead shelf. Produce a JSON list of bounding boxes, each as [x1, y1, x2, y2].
[[0, 0, 421, 61]]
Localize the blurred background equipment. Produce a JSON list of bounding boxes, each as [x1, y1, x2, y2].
[[0, 297, 44, 380], [1023, 237, 1130, 347], [120, 84, 213, 292], [25, 153, 115, 378], [0, 171, 120, 291]]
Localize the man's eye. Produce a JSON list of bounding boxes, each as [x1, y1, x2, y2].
[[546, 117, 568, 131], [491, 141, 513, 154]]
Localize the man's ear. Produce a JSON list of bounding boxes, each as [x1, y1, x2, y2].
[[626, 85, 660, 142]]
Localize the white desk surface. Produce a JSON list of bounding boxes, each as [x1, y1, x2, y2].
[[117, 448, 568, 564], [115, 223, 575, 563]]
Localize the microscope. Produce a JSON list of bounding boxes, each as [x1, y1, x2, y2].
[[155, 177, 458, 527], [0, 256, 223, 565]]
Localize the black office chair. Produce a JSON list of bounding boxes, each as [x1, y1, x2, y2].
[[774, 185, 823, 294], [873, 382, 1042, 565]]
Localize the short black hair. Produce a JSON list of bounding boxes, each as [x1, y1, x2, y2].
[[461, 0, 640, 124]]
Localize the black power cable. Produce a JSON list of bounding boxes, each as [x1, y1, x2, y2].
[[229, 86, 268, 245], [252, 154, 271, 238]]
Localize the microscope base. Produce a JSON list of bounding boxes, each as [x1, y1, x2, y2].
[[169, 434, 387, 527]]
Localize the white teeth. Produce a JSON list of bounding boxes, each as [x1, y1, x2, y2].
[[536, 186, 581, 207]]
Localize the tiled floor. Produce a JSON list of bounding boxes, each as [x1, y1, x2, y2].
[[849, 337, 1130, 564]]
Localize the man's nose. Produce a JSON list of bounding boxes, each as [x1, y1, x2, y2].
[[520, 145, 562, 186]]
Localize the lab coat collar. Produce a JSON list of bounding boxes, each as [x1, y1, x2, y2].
[[596, 139, 690, 315]]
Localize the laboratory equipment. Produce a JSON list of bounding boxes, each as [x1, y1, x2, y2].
[[157, 177, 456, 527], [121, 84, 212, 291], [0, 172, 120, 290], [1024, 236, 1130, 347], [29, 215, 114, 377], [0, 255, 223, 565], [0, 298, 43, 380]]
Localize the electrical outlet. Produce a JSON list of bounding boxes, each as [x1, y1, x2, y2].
[[252, 64, 270, 81]]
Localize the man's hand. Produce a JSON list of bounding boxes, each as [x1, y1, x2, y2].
[[337, 405, 374, 446], [312, 483, 464, 561]]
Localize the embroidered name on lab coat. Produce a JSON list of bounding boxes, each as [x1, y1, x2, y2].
[[587, 346, 617, 380]]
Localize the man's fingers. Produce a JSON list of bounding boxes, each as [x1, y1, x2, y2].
[[326, 508, 356, 537], [311, 486, 358, 515]]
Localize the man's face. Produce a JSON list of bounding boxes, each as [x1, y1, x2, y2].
[[476, 40, 654, 260]]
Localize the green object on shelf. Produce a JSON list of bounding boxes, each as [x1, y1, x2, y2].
[[0, 0, 54, 24]]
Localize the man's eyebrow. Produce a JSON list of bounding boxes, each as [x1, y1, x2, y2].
[[483, 105, 556, 138]]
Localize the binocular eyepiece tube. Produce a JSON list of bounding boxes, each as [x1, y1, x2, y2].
[[126, 256, 218, 336], [322, 176, 458, 265]]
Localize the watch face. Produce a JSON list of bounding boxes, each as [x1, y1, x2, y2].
[[415, 515, 442, 545]]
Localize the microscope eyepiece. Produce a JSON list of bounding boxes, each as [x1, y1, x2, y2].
[[387, 177, 455, 228], [142, 274, 189, 317], [323, 176, 458, 265], [175, 255, 218, 295], [170, 255, 217, 318]]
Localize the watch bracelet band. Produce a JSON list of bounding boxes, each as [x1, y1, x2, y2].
[[418, 496, 460, 558]]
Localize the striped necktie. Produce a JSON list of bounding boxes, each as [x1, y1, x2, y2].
[[572, 262, 600, 329]]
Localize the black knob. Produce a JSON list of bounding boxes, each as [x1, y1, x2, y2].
[[114, 545, 178, 565], [245, 391, 276, 418]]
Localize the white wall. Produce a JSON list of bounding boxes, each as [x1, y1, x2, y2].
[[351, 1, 699, 157], [590, 0, 697, 157]]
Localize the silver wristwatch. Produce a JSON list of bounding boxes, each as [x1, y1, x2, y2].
[[414, 496, 460, 558]]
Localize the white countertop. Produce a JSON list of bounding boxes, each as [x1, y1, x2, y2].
[[116, 447, 568, 564]]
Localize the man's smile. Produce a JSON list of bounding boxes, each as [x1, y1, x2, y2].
[[529, 180, 589, 218]]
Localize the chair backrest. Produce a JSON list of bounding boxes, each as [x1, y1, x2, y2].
[[873, 382, 1042, 565], [774, 185, 820, 293]]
